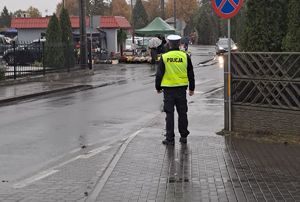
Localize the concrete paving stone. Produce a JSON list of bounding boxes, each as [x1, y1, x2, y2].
[[226, 195, 238, 202], [164, 198, 175, 202]]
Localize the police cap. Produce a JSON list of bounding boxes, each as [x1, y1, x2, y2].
[[167, 34, 181, 41]]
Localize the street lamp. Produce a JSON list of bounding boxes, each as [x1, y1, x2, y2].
[[131, 0, 135, 54], [88, 0, 95, 69], [79, 0, 88, 68], [173, 0, 176, 29], [161, 0, 165, 19]]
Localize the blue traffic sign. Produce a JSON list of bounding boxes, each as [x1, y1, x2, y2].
[[211, 0, 243, 19]]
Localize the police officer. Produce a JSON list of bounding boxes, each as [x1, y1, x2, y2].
[[155, 35, 195, 145]]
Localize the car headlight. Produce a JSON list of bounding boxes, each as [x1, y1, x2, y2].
[[232, 45, 238, 50]]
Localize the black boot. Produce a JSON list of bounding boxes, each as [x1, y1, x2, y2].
[[179, 137, 187, 144], [162, 139, 175, 145]]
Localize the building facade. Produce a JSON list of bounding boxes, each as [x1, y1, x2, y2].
[[10, 16, 131, 54]]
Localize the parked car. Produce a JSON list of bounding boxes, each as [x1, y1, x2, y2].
[[125, 37, 150, 53], [215, 38, 238, 55], [0, 34, 12, 56], [3, 39, 45, 65]]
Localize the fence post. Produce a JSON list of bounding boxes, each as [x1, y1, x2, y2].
[[67, 44, 70, 73], [42, 41, 45, 76], [224, 55, 229, 131], [13, 41, 16, 80]]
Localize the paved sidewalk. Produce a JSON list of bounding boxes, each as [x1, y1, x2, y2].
[[93, 129, 300, 202], [89, 88, 300, 202]]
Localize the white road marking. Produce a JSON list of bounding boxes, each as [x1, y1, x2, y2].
[[13, 144, 113, 189], [13, 170, 59, 189], [80, 146, 111, 159]]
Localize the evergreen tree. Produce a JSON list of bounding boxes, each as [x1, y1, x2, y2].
[[283, 0, 300, 51], [230, 6, 246, 45], [193, 3, 219, 45], [241, 0, 288, 51], [0, 6, 12, 28], [45, 14, 64, 68], [60, 8, 75, 68], [132, 0, 148, 29], [118, 29, 127, 55]]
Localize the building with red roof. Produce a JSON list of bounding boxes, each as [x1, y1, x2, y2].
[[11, 16, 131, 53]]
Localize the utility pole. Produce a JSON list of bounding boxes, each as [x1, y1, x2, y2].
[[173, 0, 177, 29], [87, 0, 94, 69], [131, 0, 135, 54], [161, 0, 165, 19], [89, 14, 93, 69], [79, 0, 88, 68]]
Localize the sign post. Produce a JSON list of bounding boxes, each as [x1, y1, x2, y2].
[[228, 18, 231, 131], [211, 0, 243, 131]]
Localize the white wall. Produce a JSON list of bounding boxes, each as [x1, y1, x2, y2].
[[103, 29, 117, 54], [17, 29, 46, 42]]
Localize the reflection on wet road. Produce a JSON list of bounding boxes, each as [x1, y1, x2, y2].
[[218, 55, 224, 68], [0, 74, 162, 182]]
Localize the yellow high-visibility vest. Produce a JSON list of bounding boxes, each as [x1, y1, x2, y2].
[[161, 51, 188, 87]]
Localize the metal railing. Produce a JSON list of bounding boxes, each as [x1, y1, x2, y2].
[[0, 40, 79, 80], [231, 52, 300, 111]]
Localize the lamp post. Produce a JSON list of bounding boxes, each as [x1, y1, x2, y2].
[[88, 0, 95, 69], [79, 0, 88, 68], [161, 0, 165, 19], [89, 14, 93, 69], [173, 0, 176, 29], [131, 0, 135, 54]]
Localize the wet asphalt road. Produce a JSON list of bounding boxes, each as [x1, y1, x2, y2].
[[0, 46, 224, 183]]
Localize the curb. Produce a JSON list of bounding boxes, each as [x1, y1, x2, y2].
[[0, 69, 94, 87], [0, 79, 129, 105], [0, 85, 92, 105]]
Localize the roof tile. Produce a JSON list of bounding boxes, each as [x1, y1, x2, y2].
[[100, 16, 131, 29], [11, 16, 131, 29], [11, 17, 89, 29]]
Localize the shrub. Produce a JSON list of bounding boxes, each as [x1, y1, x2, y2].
[[44, 14, 64, 68]]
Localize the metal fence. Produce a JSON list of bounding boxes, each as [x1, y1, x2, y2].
[[231, 52, 300, 111], [0, 40, 80, 80]]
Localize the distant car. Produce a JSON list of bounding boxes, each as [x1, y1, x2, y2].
[[215, 38, 238, 55], [0, 34, 12, 56], [125, 38, 136, 51], [3, 39, 45, 65], [125, 37, 150, 54]]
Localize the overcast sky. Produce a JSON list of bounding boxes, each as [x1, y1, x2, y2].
[[1, 0, 61, 16]]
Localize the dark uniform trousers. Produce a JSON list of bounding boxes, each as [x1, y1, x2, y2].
[[163, 87, 190, 141]]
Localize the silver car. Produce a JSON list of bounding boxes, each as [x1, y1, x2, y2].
[[215, 38, 238, 55]]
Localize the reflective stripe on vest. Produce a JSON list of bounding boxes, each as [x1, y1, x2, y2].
[[161, 51, 188, 87]]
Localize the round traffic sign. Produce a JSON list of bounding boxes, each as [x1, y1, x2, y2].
[[211, 0, 243, 19]]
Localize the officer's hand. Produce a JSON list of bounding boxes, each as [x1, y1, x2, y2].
[[157, 90, 162, 94], [189, 90, 194, 96]]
